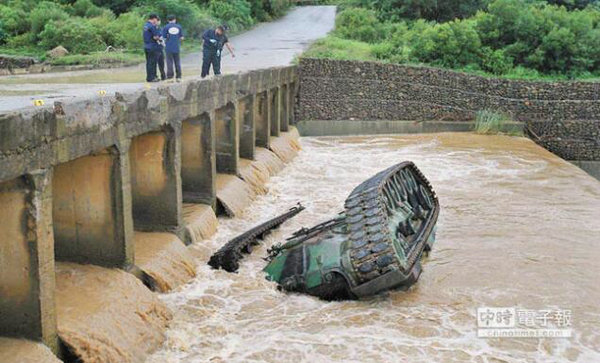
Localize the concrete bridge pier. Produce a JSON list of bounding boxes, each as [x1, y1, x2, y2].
[[0, 171, 58, 353]]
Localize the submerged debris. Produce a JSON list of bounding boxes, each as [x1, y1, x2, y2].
[[208, 204, 305, 272], [263, 162, 439, 300]]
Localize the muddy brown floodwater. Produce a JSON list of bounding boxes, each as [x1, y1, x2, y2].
[[146, 133, 600, 363]]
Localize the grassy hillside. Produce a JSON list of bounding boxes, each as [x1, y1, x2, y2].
[[306, 0, 600, 80]]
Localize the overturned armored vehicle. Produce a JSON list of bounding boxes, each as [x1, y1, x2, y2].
[[264, 162, 439, 300]]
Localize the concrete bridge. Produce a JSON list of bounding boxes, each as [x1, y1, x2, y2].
[[0, 66, 298, 358], [1, 57, 599, 362]]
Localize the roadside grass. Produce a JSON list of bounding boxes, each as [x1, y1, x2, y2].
[[301, 36, 377, 61], [48, 51, 144, 66], [0, 46, 46, 59], [474, 110, 523, 136]]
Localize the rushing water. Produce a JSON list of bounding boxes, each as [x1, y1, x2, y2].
[[146, 133, 600, 363]]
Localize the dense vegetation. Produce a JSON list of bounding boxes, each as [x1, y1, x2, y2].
[[0, 0, 292, 63], [307, 0, 600, 79]]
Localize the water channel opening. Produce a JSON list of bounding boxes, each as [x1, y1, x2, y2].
[[181, 113, 219, 243], [255, 91, 269, 148], [130, 131, 193, 292], [49, 148, 174, 363], [215, 102, 237, 174], [214, 102, 257, 216], [238, 95, 255, 160], [129, 131, 179, 231], [181, 113, 213, 205], [52, 149, 126, 267]]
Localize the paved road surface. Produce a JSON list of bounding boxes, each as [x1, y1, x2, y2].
[[0, 6, 336, 113]]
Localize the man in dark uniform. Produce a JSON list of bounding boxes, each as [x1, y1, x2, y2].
[[201, 25, 235, 78], [156, 17, 167, 81], [143, 14, 161, 82], [162, 15, 185, 82]]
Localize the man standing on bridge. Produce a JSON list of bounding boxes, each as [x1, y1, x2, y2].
[[143, 14, 162, 82], [201, 25, 235, 78], [162, 15, 185, 82]]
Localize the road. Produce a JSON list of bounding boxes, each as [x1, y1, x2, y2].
[[0, 6, 336, 113]]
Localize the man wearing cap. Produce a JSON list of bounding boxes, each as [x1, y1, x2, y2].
[[201, 25, 235, 78], [162, 15, 185, 82], [143, 13, 161, 82]]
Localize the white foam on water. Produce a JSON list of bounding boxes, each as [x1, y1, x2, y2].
[[147, 133, 600, 363]]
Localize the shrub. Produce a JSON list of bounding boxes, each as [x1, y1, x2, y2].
[[0, 20, 6, 44], [39, 18, 106, 53], [207, 0, 254, 32], [184, 9, 220, 39], [247, 0, 269, 21], [302, 36, 376, 61], [264, 0, 293, 19], [335, 8, 383, 43], [5, 32, 35, 48], [105, 11, 145, 49], [89, 15, 119, 48], [371, 42, 396, 60], [136, 0, 218, 39], [91, 0, 137, 15], [0, 4, 30, 35], [480, 47, 513, 74], [409, 19, 482, 68], [30, 1, 70, 36], [373, 0, 491, 22], [72, 0, 110, 18]]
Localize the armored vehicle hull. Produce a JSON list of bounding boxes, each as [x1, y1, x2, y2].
[[264, 162, 439, 300]]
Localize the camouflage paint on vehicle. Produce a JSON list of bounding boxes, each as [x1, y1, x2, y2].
[[264, 161, 439, 300]]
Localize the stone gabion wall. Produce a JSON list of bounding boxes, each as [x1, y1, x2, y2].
[[297, 58, 600, 162]]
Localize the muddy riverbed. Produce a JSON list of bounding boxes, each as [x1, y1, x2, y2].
[[147, 133, 600, 363]]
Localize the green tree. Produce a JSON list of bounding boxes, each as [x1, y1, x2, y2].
[[0, 20, 6, 44], [372, 0, 491, 22], [92, 0, 137, 15], [335, 8, 384, 42], [409, 19, 482, 68], [207, 0, 254, 31], [30, 1, 70, 35], [39, 17, 106, 53]]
